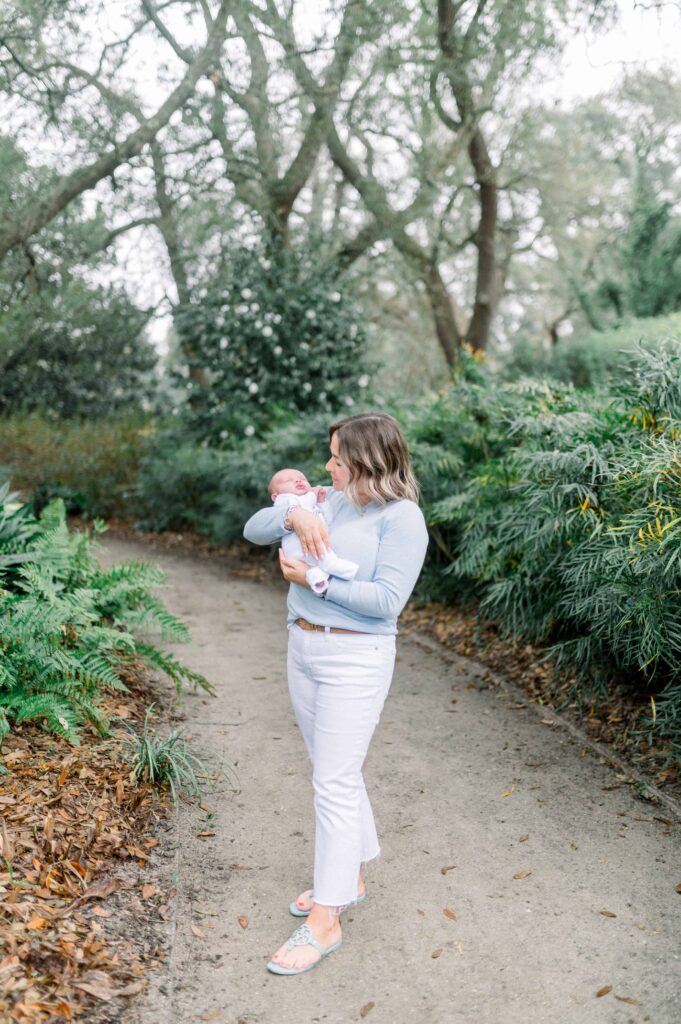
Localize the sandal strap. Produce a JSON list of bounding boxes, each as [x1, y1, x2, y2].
[[287, 923, 324, 953]]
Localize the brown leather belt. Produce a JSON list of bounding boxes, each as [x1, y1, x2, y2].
[[294, 617, 370, 636]]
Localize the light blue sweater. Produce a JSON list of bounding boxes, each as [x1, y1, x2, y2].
[[243, 487, 429, 635]]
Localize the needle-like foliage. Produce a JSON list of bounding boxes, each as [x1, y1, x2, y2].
[[410, 345, 681, 764]]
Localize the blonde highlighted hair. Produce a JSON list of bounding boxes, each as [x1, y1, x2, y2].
[[329, 412, 420, 507]]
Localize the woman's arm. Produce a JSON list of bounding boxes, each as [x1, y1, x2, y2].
[[322, 502, 429, 618], [242, 503, 291, 546], [243, 504, 331, 557]]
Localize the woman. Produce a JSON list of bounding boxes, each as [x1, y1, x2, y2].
[[243, 412, 429, 975]]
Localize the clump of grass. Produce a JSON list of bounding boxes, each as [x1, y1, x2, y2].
[[121, 704, 239, 803], [121, 704, 212, 803]]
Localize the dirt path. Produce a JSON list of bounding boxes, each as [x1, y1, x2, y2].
[[99, 536, 680, 1024]]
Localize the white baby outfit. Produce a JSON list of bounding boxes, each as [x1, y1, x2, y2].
[[274, 491, 359, 591]]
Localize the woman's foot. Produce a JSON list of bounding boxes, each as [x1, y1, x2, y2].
[[292, 876, 366, 915], [269, 914, 342, 972]]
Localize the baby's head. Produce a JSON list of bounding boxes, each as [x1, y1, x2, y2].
[[268, 468, 312, 501]]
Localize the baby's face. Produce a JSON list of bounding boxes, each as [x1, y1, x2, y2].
[[270, 469, 312, 500]]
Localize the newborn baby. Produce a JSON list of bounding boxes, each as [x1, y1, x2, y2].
[[268, 468, 359, 592]]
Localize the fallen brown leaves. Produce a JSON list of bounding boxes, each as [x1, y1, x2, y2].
[[0, 665, 174, 1022], [594, 987, 639, 1004]]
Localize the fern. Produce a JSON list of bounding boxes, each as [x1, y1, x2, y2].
[[131, 642, 215, 699], [0, 493, 214, 748]]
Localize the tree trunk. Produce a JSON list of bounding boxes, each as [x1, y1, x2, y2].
[[326, 124, 462, 367], [151, 145, 191, 307], [420, 259, 462, 368], [466, 132, 498, 352], [437, 0, 499, 353], [151, 143, 208, 390]]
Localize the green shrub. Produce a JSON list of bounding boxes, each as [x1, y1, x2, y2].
[[501, 312, 681, 388], [409, 345, 681, 762], [133, 411, 337, 542], [0, 414, 145, 517], [132, 435, 225, 533], [0, 493, 211, 748], [0, 279, 157, 419]]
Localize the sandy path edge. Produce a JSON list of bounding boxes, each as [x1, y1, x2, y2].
[[95, 536, 680, 1024]]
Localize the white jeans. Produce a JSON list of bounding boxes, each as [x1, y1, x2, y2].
[[286, 622, 397, 907]]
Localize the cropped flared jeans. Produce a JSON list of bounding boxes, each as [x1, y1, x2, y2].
[[286, 622, 397, 907]]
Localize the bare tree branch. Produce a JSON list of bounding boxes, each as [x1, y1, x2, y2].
[[140, 0, 194, 63], [85, 215, 160, 256], [0, 0, 233, 262]]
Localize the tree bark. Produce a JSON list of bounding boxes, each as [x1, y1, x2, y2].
[[208, 1, 359, 245], [0, 0, 232, 262], [466, 131, 498, 352], [437, 0, 499, 353], [150, 142, 208, 390], [268, 7, 466, 368], [150, 144, 191, 308], [421, 260, 462, 366]]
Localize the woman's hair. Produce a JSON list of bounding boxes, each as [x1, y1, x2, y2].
[[328, 412, 420, 506]]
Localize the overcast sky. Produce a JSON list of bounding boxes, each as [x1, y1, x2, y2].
[[555, 1, 681, 100]]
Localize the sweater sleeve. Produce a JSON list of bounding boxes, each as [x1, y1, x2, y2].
[[323, 501, 429, 618], [243, 502, 291, 546]]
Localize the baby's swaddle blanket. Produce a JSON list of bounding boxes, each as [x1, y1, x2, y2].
[[273, 491, 357, 589], [273, 490, 333, 524]]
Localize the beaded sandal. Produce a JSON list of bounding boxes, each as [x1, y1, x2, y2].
[[266, 922, 343, 975]]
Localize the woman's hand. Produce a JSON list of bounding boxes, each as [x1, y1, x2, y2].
[[278, 550, 311, 587], [287, 507, 330, 560]]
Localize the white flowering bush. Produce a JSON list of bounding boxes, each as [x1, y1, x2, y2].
[[173, 243, 372, 443]]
